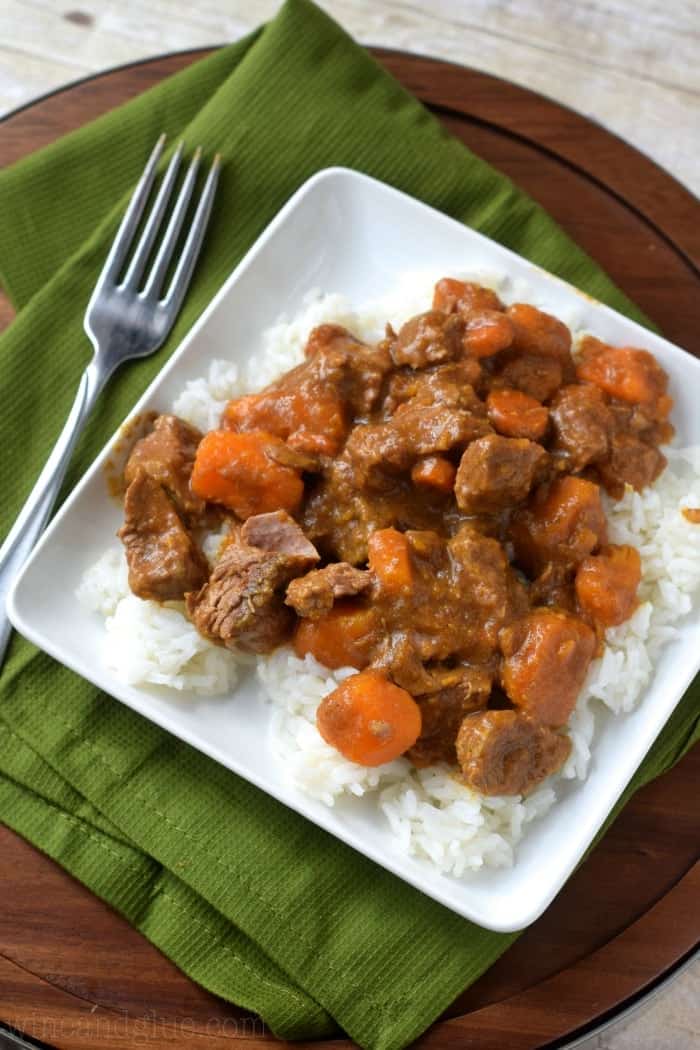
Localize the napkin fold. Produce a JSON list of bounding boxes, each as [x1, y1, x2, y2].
[[0, 2, 698, 1047]]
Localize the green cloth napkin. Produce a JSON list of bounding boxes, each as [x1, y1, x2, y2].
[[0, 2, 698, 1047]]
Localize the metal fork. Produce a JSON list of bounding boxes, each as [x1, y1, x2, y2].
[[0, 135, 220, 665]]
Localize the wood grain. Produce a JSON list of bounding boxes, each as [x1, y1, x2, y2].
[[0, 47, 698, 1050], [1, 2, 698, 198]]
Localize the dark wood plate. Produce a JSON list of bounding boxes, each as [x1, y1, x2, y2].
[[0, 47, 698, 1050]]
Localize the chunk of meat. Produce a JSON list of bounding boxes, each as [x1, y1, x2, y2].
[[457, 709, 571, 796], [345, 401, 490, 489], [191, 430, 304, 519], [594, 432, 666, 497], [187, 544, 291, 653], [455, 434, 547, 514], [119, 472, 208, 601], [486, 388, 549, 442], [506, 303, 573, 361], [432, 277, 504, 315], [124, 414, 204, 519], [303, 445, 456, 564], [285, 563, 372, 620], [390, 310, 464, 368], [576, 336, 671, 412], [241, 510, 320, 566], [407, 666, 492, 767], [294, 601, 379, 669], [304, 323, 393, 416], [495, 353, 563, 402], [368, 527, 521, 686], [499, 609, 595, 725], [382, 359, 482, 415], [302, 460, 445, 565], [575, 544, 641, 626], [529, 562, 577, 613], [316, 670, 422, 766], [607, 399, 674, 445], [510, 475, 607, 575], [549, 383, 613, 470], [186, 512, 318, 653], [462, 311, 514, 358], [448, 525, 516, 656]]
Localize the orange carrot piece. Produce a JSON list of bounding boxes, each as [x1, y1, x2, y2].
[[316, 670, 422, 766], [410, 455, 457, 493], [191, 430, 303, 519], [293, 602, 378, 670], [510, 475, 607, 575], [576, 336, 670, 409], [462, 310, 514, 358], [500, 609, 595, 726], [575, 544, 641, 626], [486, 388, 549, 441], [223, 387, 346, 457], [506, 303, 572, 360], [368, 528, 413, 592], [432, 277, 503, 315]]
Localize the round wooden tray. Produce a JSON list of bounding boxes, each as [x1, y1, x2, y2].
[[1, 48, 698, 1050]]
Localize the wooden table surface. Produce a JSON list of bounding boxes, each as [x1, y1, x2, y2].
[[0, 17, 699, 1050], [1, 1, 699, 199]]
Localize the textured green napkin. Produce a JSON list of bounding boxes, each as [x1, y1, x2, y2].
[[0, 2, 698, 1047]]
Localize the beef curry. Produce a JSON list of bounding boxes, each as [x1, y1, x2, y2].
[[118, 277, 672, 797]]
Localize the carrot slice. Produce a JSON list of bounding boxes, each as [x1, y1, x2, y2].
[[500, 609, 595, 726], [368, 528, 413, 592], [410, 455, 457, 493], [510, 475, 607, 575], [576, 336, 670, 409], [462, 310, 514, 358], [432, 278, 503, 315], [575, 544, 641, 626], [487, 388, 549, 441], [506, 303, 572, 360], [294, 601, 378, 670], [223, 387, 346, 457], [191, 430, 303, 519], [316, 670, 422, 766]]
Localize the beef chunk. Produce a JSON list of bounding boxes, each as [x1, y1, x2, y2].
[[407, 666, 492, 767], [506, 303, 573, 361], [457, 709, 572, 796], [382, 360, 483, 416], [286, 563, 372, 620], [119, 472, 208, 601], [433, 278, 504, 315], [304, 323, 393, 416], [510, 475, 608, 575], [346, 402, 489, 489], [241, 510, 320, 566], [390, 310, 464, 369], [550, 384, 613, 471], [455, 434, 547, 513], [124, 414, 204, 519], [187, 512, 319, 653], [494, 353, 563, 402], [187, 543, 294, 653], [595, 432, 666, 497]]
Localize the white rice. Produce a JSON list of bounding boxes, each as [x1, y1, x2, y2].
[[78, 273, 700, 875]]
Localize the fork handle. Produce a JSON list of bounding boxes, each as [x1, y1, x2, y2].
[[0, 358, 107, 667]]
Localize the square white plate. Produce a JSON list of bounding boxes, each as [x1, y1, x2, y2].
[[8, 168, 700, 932]]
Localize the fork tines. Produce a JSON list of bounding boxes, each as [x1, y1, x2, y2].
[[99, 135, 220, 314]]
